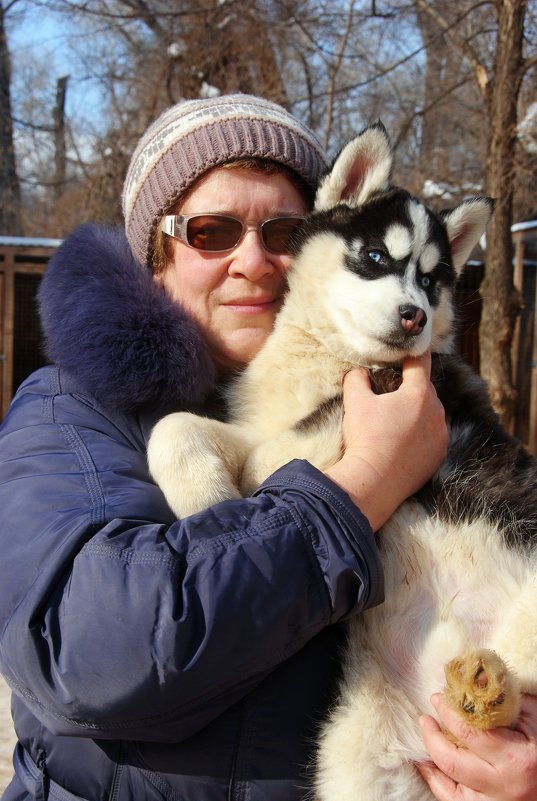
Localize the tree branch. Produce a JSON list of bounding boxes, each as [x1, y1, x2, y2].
[[323, 0, 355, 148], [414, 0, 492, 95]]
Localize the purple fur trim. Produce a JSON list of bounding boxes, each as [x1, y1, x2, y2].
[[38, 224, 216, 413]]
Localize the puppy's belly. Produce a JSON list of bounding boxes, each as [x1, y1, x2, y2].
[[360, 502, 537, 716]]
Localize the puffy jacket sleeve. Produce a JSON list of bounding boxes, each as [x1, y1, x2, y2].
[[0, 367, 383, 742]]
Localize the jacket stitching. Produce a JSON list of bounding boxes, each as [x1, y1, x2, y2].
[[80, 542, 179, 572], [59, 423, 107, 526], [186, 510, 291, 560]]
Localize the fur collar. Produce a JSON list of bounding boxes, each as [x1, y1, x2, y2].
[[38, 224, 217, 414]]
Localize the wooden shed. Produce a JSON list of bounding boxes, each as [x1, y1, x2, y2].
[[0, 237, 61, 418]]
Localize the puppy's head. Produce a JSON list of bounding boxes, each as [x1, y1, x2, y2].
[[289, 123, 493, 366]]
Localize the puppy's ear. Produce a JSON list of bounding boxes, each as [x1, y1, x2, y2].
[[441, 198, 495, 274], [315, 121, 393, 211]]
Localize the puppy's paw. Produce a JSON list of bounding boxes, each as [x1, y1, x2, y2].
[[147, 412, 242, 517], [443, 649, 520, 739]]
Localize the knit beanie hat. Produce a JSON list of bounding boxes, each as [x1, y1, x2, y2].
[[122, 94, 327, 266]]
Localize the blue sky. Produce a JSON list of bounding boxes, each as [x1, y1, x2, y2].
[[9, 3, 72, 72], [8, 2, 100, 120], [7, 1, 107, 175]]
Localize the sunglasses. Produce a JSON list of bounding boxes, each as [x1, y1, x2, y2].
[[161, 214, 306, 254]]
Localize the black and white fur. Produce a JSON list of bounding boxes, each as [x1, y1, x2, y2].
[[147, 123, 537, 801]]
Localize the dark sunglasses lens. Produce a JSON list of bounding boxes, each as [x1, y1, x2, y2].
[[186, 216, 243, 251], [262, 218, 305, 253]]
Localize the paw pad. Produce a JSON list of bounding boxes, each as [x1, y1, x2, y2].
[[443, 649, 520, 734]]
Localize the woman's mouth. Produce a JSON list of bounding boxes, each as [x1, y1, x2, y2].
[[223, 297, 281, 314]]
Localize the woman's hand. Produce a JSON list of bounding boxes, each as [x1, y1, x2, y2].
[[417, 693, 537, 800], [325, 352, 448, 531]]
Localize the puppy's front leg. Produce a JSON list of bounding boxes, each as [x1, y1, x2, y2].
[[148, 413, 252, 517]]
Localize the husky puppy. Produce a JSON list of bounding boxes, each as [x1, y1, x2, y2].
[[147, 123, 537, 801]]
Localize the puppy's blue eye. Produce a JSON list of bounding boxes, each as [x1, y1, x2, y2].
[[421, 275, 431, 288], [368, 250, 386, 265]]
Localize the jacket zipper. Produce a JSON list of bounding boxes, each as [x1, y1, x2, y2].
[[228, 698, 246, 801], [35, 749, 50, 801]]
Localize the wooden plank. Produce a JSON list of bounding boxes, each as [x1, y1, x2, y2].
[[0, 251, 15, 420], [0, 244, 54, 419]]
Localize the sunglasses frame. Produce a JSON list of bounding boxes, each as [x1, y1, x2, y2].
[[160, 213, 306, 254]]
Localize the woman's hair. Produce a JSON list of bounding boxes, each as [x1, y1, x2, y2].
[[150, 158, 315, 276]]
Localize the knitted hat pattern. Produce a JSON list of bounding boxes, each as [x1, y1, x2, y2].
[[122, 94, 328, 266]]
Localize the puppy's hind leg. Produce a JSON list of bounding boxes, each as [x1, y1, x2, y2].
[[443, 649, 520, 743], [147, 413, 252, 517]]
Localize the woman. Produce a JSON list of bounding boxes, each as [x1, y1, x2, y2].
[[0, 94, 534, 801]]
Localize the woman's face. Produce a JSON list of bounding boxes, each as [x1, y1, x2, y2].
[[157, 167, 308, 372]]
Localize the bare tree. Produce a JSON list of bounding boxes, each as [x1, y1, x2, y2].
[[52, 75, 69, 200], [416, 0, 537, 429], [9, 2, 441, 229], [415, 3, 486, 196], [0, 0, 22, 234], [21, 0, 294, 230], [480, 0, 532, 428]]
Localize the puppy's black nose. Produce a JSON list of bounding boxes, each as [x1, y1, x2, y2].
[[399, 305, 427, 335]]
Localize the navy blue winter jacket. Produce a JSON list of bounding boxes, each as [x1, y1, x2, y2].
[[0, 225, 384, 801]]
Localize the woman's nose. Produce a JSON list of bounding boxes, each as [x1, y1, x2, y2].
[[227, 230, 278, 280]]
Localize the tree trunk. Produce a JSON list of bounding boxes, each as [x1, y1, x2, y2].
[[416, 5, 452, 178], [53, 75, 69, 201], [0, 2, 22, 234], [479, 0, 527, 430]]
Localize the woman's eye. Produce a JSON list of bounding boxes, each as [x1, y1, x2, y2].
[[368, 250, 386, 265]]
